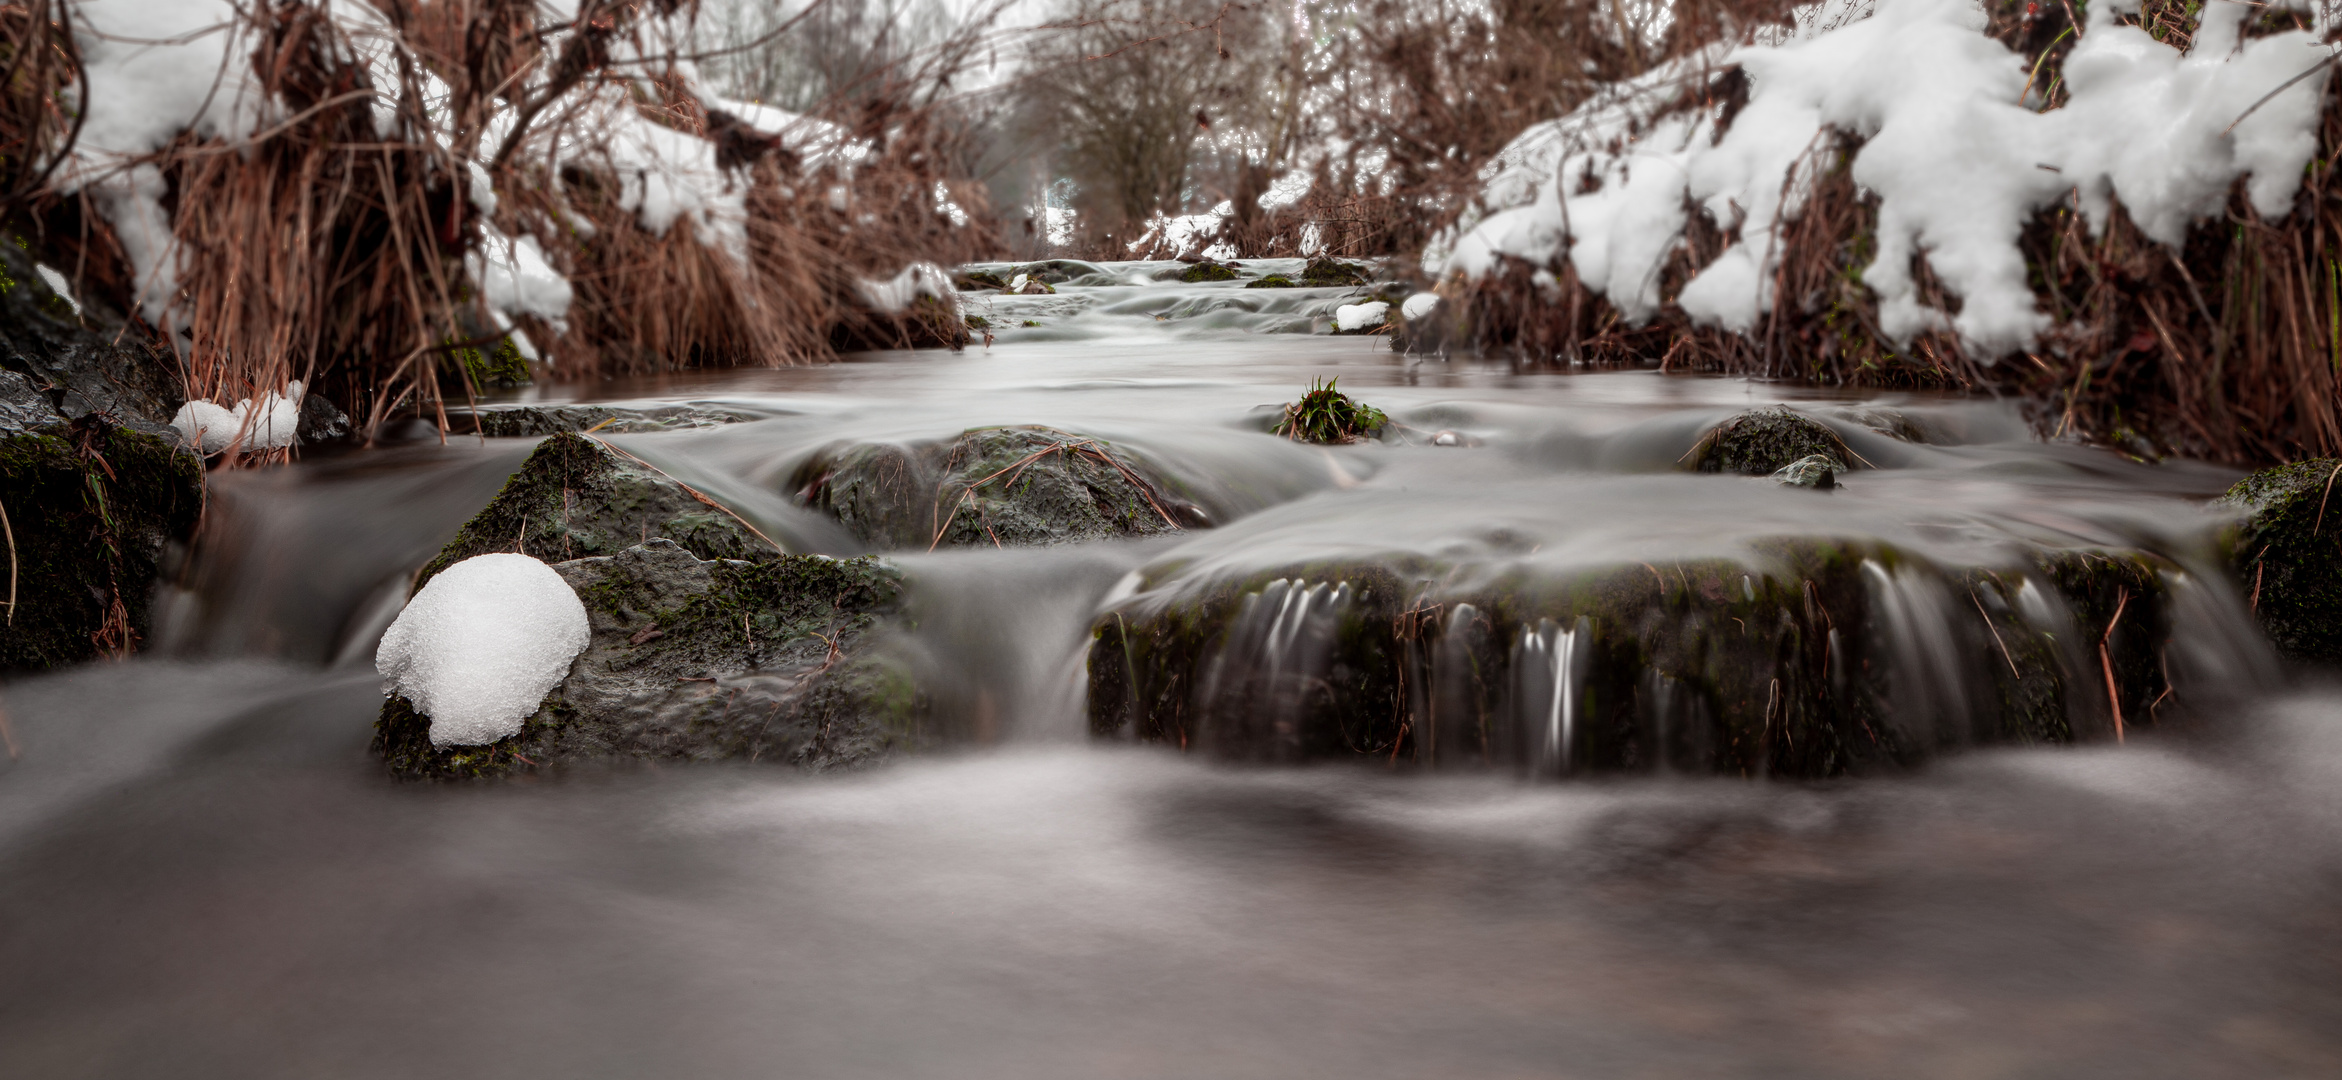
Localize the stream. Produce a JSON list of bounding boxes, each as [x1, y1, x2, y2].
[[3, 260, 2339, 1078]]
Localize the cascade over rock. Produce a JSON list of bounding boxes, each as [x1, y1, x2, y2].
[[1089, 540, 2181, 778]]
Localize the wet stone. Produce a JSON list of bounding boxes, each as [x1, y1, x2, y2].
[[1088, 541, 2174, 778], [1772, 454, 1839, 488], [1685, 407, 1857, 476], [463, 403, 760, 437], [373, 540, 921, 779], [794, 426, 1202, 549]]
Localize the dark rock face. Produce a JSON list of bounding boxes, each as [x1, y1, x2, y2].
[[2222, 460, 2342, 663], [0, 240, 181, 434], [1088, 542, 2172, 778], [794, 426, 1200, 550], [461, 403, 760, 437], [0, 245, 203, 672], [1685, 407, 1857, 476], [374, 540, 920, 779], [420, 431, 778, 586]]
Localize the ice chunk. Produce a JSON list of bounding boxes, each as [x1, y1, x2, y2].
[[1335, 301, 1390, 332], [375, 553, 591, 747]]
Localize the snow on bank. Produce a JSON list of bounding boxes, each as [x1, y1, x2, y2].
[[855, 263, 958, 313], [1440, 0, 2331, 356], [376, 554, 590, 748]]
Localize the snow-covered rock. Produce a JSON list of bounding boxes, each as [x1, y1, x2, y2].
[[375, 553, 591, 747], [1335, 301, 1390, 332], [1401, 293, 1441, 320]]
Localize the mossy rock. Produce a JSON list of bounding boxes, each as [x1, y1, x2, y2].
[[0, 411, 204, 671], [965, 315, 991, 330], [793, 426, 1201, 550], [417, 431, 777, 589], [373, 540, 922, 779], [462, 403, 759, 437], [955, 270, 1009, 291], [1176, 262, 1240, 283], [1685, 407, 1857, 476], [1243, 275, 1298, 289], [2220, 459, 2342, 663], [1298, 257, 1371, 287], [0, 237, 181, 430], [1088, 540, 2169, 777]]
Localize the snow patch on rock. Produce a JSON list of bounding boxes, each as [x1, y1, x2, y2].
[[376, 553, 591, 748]]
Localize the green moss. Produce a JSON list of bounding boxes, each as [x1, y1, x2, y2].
[[1021, 319, 1041, 328], [1243, 275, 1298, 289], [965, 315, 991, 330], [2219, 459, 2342, 663], [1684, 407, 1856, 475], [1273, 377, 1387, 444], [956, 270, 1009, 291], [1177, 262, 1240, 283], [0, 422, 203, 671], [452, 334, 532, 390], [418, 431, 776, 588]]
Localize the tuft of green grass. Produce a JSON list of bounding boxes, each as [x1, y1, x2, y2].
[[1274, 377, 1387, 444]]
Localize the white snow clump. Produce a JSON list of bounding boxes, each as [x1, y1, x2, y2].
[[1439, 0, 2333, 357], [855, 262, 958, 313], [1335, 301, 1391, 332], [1401, 292, 1441, 320], [376, 553, 591, 748], [170, 381, 305, 454]]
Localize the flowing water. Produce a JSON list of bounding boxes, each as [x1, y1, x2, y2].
[[4, 260, 2341, 1077]]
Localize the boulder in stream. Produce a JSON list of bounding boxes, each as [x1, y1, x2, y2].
[[1088, 541, 2176, 778], [794, 426, 1200, 549], [375, 540, 919, 779], [1684, 407, 1858, 475], [2220, 459, 2342, 663]]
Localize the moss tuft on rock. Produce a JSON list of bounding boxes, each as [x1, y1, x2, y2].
[[2220, 459, 2342, 663], [1274, 377, 1387, 444], [1297, 257, 1371, 287], [955, 270, 1009, 291], [463, 403, 758, 437], [1684, 407, 1856, 476]]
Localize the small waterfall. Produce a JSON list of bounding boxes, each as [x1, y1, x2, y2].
[[1512, 617, 1591, 778], [1195, 578, 1352, 756], [1859, 559, 1981, 749]]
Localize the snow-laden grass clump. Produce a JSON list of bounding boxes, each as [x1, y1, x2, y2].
[[1439, 0, 2331, 356], [169, 381, 306, 455], [376, 553, 590, 748]]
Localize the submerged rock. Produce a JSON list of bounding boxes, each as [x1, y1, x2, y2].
[[461, 402, 761, 437], [374, 540, 920, 779], [2221, 459, 2342, 663], [1685, 407, 1857, 475], [794, 426, 1199, 549], [420, 431, 778, 586], [1089, 541, 2176, 778]]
